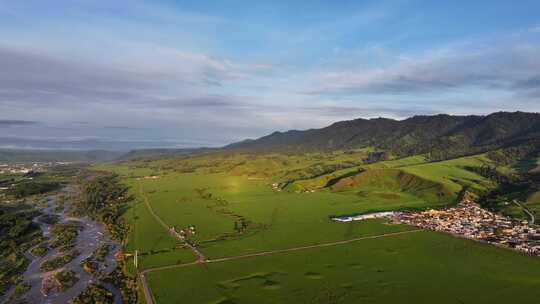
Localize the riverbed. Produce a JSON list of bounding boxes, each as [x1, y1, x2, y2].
[[1, 193, 121, 304]]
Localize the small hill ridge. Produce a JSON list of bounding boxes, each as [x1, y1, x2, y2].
[[330, 169, 455, 204]]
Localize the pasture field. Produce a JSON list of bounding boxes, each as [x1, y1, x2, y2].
[[97, 151, 527, 303], [287, 154, 495, 194], [120, 171, 416, 265], [146, 230, 540, 304], [398, 154, 495, 193], [99, 152, 495, 267]]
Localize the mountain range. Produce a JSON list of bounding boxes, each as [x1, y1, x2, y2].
[[2, 111, 539, 162], [226, 111, 540, 160]]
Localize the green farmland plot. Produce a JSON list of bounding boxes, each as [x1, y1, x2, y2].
[[135, 171, 415, 259], [101, 152, 496, 265], [146, 230, 540, 304], [97, 151, 532, 304], [121, 178, 197, 269]]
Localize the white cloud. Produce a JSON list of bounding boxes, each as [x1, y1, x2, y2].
[[302, 35, 540, 98]]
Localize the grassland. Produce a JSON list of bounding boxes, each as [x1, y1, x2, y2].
[[146, 230, 540, 304], [114, 173, 197, 269], [96, 151, 540, 303], [118, 170, 415, 267], [476, 154, 540, 224], [99, 152, 495, 263]]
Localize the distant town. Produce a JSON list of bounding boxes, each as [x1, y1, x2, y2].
[[394, 200, 540, 256], [332, 200, 540, 257], [0, 162, 74, 200], [0, 162, 72, 175]]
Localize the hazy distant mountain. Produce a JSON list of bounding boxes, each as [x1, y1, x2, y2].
[[226, 112, 540, 159], [0, 137, 199, 151], [0, 149, 123, 163], [118, 147, 215, 160], [3, 112, 539, 163]]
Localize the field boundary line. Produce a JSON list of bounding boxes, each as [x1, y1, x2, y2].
[[142, 228, 422, 275], [139, 228, 424, 303], [206, 229, 422, 264]]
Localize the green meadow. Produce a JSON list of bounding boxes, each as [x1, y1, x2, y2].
[[97, 151, 540, 303], [146, 230, 540, 304]]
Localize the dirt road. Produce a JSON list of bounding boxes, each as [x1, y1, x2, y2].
[[138, 229, 423, 304], [138, 182, 206, 304], [512, 200, 536, 224], [138, 182, 206, 262]]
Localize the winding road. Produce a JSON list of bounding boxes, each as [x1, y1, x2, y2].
[[512, 200, 536, 224]]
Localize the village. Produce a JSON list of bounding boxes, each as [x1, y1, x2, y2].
[[392, 200, 540, 256], [0, 162, 76, 202], [0, 162, 71, 175]]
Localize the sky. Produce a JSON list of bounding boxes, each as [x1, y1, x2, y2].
[[1, 0, 540, 150]]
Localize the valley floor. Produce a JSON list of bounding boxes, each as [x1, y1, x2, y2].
[[146, 230, 540, 304], [97, 151, 540, 304]]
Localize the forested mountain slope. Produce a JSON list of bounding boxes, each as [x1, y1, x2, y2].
[[226, 112, 540, 159]]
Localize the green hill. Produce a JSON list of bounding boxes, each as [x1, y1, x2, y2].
[[330, 169, 455, 204]]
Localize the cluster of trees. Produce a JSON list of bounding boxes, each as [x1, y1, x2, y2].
[[78, 173, 131, 242], [479, 171, 540, 222], [8, 181, 60, 198], [40, 249, 80, 272], [103, 262, 137, 304], [0, 206, 41, 295], [464, 165, 519, 184], [487, 144, 540, 166], [76, 172, 138, 303], [79, 174, 127, 215], [362, 151, 392, 164], [69, 284, 114, 304], [9, 282, 30, 302], [234, 218, 251, 233], [282, 162, 359, 184], [49, 222, 82, 252], [54, 270, 79, 292]]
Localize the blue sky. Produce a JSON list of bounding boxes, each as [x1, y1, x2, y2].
[[1, 0, 539, 149]]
